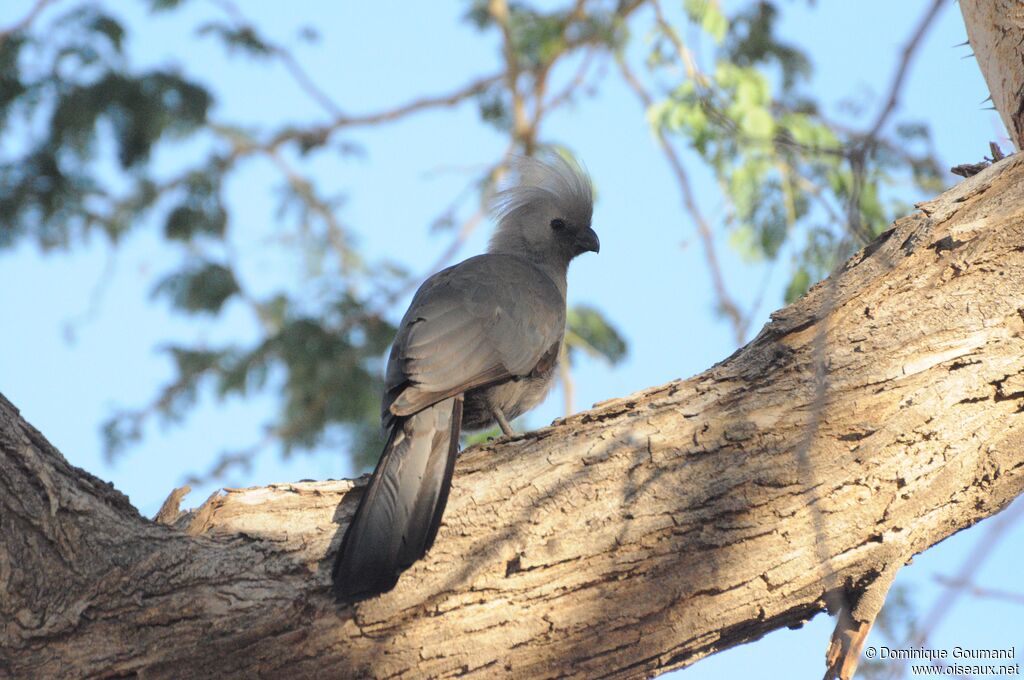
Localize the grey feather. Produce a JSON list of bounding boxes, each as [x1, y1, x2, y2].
[[386, 254, 566, 416], [332, 397, 461, 601], [491, 154, 593, 230], [332, 152, 598, 602]]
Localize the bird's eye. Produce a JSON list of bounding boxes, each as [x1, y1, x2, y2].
[[550, 218, 566, 230]]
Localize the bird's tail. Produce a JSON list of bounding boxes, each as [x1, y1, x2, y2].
[[332, 396, 463, 602]]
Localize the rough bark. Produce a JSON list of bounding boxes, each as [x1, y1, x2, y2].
[[3, 155, 1024, 679], [961, 0, 1024, 150]]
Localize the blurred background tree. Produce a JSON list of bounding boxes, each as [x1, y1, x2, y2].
[[0, 0, 944, 477]]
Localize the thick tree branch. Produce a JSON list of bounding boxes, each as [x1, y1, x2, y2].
[[3, 156, 1024, 678], [960, 0, 1024, 149]]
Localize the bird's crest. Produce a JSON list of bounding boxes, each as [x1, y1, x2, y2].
[[490, 152, 593, 231]]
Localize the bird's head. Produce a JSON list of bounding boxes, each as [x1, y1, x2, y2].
[[488, 153, 598, 265]]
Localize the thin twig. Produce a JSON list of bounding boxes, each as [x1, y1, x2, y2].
[[530, 0, 589, 129], [265, 73, 503, 153], [617, 54, 746, 345], [539, 46, 596, 116], [842, 0, 945, 248], [322, 73, 503, 128], [184, 431, 275, 485], [558, 342, 574, 416], [423, 209, 485, 281], [387, 146, 517, 305], [327, 75, 499, 129], [651, 0, 703, 83], [794, 173, 846, 228], [934, 575, 1024, 608], [62, 244, 118, 342], [863, 0, 946, 143], [206, 0, 345, 119], [916, 498, 1024, 641], [261, 145, 356, 278]]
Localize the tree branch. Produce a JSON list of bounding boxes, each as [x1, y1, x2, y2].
[[863, 0, 946, 143], [846, 0, 946, 246], [617, 54, 748, 344], [207, 0, 346, 119], [3, 156, 1024, 678], [960, 0, 1024, 149], [934, 572, 1024, 608], [263, 72, 504, 152]]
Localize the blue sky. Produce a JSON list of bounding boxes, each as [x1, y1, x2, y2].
[[1, 1, 1021, 677]]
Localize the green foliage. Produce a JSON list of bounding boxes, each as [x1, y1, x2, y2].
[[566, 304, 627, 366], [0, 6, 211, 249], [463, 428, 502, 447], [783, 266, 810, 304], [148, 0, 189, 11], [465, 0, 623, 132], [478, 85, 512, 130], [89, 13, 125, 52], [0, 36, 28, 129], [269, 316, 388, 452], [684, 0, 729, 45], [197, 22, 274, 58], [648, 0, 943, 306], [152, 262, 240, 314], [164, 171, 227, 241], [51, 71, 210, 168], [103, 296, 395, 471], [724, 1, 810, 91], [0, 3, 414, 475]]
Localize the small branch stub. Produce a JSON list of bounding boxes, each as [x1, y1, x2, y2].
[[153, 485, 192, 525]]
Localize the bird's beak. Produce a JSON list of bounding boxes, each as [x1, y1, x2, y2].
[[575, 227, 600, 254]]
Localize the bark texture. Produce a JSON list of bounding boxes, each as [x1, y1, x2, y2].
[[3, 156, 1024, 679], [961, 0, 1024, 149]]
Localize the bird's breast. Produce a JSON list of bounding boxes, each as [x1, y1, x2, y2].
[[462, 370, 558, 432]]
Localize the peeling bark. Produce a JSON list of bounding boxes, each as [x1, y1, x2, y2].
[[961, 0, 1024, 149], [3, 156, 1024, 679]]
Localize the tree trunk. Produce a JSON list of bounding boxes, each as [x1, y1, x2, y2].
[[960, 0, 1024, 149], [2, 154, 1024, 679]]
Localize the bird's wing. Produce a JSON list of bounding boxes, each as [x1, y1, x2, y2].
[[384, 254, 565, 420]]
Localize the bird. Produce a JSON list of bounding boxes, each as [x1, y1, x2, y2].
[[332, 152, 599, 602]]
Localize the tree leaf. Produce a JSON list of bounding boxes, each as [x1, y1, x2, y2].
[[152, 262, 240, 314], [566, 305, 628, 365]]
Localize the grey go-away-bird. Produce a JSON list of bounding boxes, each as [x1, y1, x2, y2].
[[331, 153, 599, 602]]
